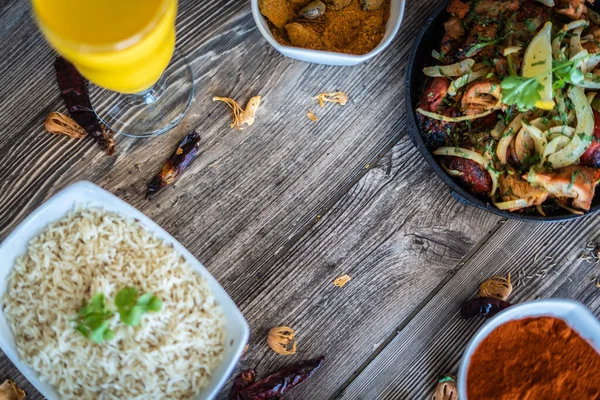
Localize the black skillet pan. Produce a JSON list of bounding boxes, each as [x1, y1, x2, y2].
[[405, 2, 600, 222]]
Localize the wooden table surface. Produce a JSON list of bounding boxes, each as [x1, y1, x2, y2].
[[2, 0, 600, 399]]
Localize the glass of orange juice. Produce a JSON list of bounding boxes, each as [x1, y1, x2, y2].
[[32, 0, 193, 137]]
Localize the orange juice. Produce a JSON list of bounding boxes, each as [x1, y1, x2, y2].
[[32, 0, 176, 94]]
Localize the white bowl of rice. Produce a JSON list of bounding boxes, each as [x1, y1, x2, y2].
[[0, 181, 249, 400]]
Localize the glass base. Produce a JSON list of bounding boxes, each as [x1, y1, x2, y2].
[[89, 48, 194, 138]]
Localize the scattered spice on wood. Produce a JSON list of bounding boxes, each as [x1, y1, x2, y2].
[[431, 375, 457, 400], [333, 274, 351, 287], [231, 356, 324, 400], [213, 96, 262, 130], [0, 379, 25, 400], [267, 325, 297, 355], [146, 130, 201, 197], [460, 297, 512, 319], [53, 57, 116, 155], [478, 273, 512, 301], [230, 369, 256, 400], [467, 317, 600, 399], [306, 110, 318, 122], [259, 0, 389, 55], [314, 91, 349, 107], [44, 112, 87, 139]]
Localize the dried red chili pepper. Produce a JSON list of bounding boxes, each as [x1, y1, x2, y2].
[[230, 369, 256, 400], [236, 356, 324, 400], [461, 297, 512, 319], [147, 130, 201, 197], [53, 57, 116, 155]]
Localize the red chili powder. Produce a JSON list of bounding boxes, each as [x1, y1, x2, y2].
[[467, 316, 600, 400]]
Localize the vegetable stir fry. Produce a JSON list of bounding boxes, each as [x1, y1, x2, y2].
[[417, 0, 600, 214]]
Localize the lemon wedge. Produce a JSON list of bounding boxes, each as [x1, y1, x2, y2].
[[522, 22, 554, 110]]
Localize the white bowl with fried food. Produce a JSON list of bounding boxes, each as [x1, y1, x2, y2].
[[251, 0, 405, 65]]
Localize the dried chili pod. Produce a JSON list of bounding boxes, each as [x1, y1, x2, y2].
[[230, 369, 256, 400], [237, 356, 324, 400], [460, 297, 512, 319], [147, 130, 201, 197], [53, 57, 116, 155]]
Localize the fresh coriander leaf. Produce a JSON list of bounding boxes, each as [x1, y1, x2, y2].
[[75, 324, 89, 338], [90, 320, 111, 344], [500, 76, 542, 110], [137, 293, 155, 308], [103, 329, 115, 341], [90, 293, 106, 309], [146, 296, 163, 313], [121, 305, 144, 327], [115, 287, 138, 310]]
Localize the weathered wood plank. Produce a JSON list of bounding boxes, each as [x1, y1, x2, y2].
[[339, 217, 600, 400], [214, 136, 500, 399], [0, 0, 507, 398]]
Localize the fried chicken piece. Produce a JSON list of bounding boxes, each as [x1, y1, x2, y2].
[[441, 17, 466, 57], [474, 0, 520, 17], [557, 0, 587, 19], [457, 23, 498, 59], [527, 166, 600, 211], [499, 173, 548, 210], [447, 0, 470, 19]]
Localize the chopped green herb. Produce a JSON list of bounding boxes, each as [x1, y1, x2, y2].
[[115, 287, 163, 327], [73, 293, 114, 344]]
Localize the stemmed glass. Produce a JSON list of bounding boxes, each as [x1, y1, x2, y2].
[[32, 0, 193, 137]]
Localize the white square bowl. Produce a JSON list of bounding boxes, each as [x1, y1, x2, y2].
[[251, 0, 406, 66], [0, 181, 249, 400], [458, 299, 600, 399]]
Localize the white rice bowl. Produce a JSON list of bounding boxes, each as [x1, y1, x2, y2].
[[2, 207, 226, 399]]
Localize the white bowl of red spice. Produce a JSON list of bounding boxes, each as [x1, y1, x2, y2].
[[458, 300, 600, 400], [251, 0, 405, 65]]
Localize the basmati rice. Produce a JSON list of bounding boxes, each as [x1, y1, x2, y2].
[[2, 207, 226, 399]]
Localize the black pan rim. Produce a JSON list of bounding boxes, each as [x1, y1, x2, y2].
[[404, 2, 599, 222]]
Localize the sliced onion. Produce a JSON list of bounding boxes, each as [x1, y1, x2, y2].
[[503, 46, 522, 56], [570, 27, 584, 58], [530, 117, 551, 131], [416, 107, 497, 122], [547, 86, 594, 168], [497, 113, 530, 164], [515, 127, 534, 164], [585, 54, 600, 72], [588, 92, 598, 104], [534, 0, 554, 6], [565, 20, 589, 31], [579, 79, 600, 89], [547, 125, 576, 139], [447, 68, 489, 96], [491, 119, 507, 140], [423, 59, 475, 77], [494, 199, 529, 210], [543, 136, 571, 160], [432, 50, 442, 61], [433, 147, 499, 196], [441, 164, 463, 177], [523, 123, 548, 164]]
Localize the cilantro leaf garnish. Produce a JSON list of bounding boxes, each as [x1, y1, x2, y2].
[[74, 288, 162, 342], [73, 293, 114, 344], [115, 287, 163, 327], [500, 76, 543, 110]]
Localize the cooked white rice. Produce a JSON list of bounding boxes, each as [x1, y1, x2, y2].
[[2, 207, 226, 399]]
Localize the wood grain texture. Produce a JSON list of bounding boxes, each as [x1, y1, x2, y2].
[[214, 136, 500, 399], [339, 217, 600, 400], [0, 0, 507, 398]]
